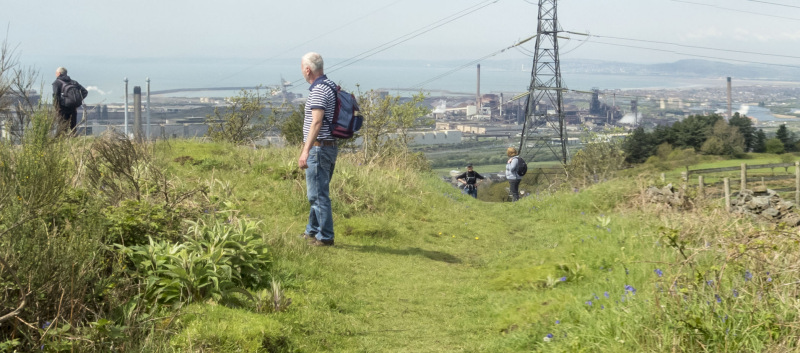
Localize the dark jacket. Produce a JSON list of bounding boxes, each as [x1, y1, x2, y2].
[[52, 75, 88, 109], [456, 170, 485, 187]]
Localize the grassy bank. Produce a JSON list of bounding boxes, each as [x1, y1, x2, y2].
[[3, 135, 799, 352]]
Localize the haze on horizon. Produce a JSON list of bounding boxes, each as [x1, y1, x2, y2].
[[3, 0, 800, 96]]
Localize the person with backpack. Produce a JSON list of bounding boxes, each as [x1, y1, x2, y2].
[[456, 163, 485, 199], [297, 52, 338, 247], [52, 67, 88, 134], [506, 147, 523, 201]]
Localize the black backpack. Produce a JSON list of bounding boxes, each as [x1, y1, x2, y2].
[[60, 80, 86, 108], [515, 156, 528, 176]]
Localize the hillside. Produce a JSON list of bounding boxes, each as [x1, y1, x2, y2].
[[2, 135, 798, 352]]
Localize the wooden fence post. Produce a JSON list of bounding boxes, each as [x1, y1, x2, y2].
[[698, 175, 704, 199], [724, 178, 731, 212], [741, 163, 747, 191], [794, 162, 800, 205]]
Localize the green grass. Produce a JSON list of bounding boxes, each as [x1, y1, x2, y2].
[[142, 141, 800, 352]]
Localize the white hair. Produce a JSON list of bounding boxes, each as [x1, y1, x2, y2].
[[56, 67, 68, 75], [301, 52, 324, 73]]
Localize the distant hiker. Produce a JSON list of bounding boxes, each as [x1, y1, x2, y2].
[[52, 67, 88, 135], [456, 163, 485, 199], [297, 52, 337, 247], [506, 147, 521, 201]]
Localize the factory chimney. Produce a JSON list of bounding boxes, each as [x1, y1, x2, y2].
[[476, 64, 481, 113], [727, 77, 732, 120]]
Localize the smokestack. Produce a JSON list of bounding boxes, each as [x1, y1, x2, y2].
[[727, 77, 732, 120], [134, 86, 142, 142], [477, 64, 481, 113]]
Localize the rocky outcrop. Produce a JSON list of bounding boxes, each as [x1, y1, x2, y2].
[[730, 189, 800, 226]]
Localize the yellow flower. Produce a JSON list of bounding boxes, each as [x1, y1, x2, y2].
[[475, 237, 479, 240], [452, 235, 455, 238], [438, 232, 442, 235]]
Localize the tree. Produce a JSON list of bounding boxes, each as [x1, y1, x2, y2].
[[567, 140, 626, 188], [622, 126, 654, 164], [670, 114, 722, 150], [206, 88, 281, 144], [701, 120, 744, 156], [357, 90, 430, 163], [765, 138, 785, 154], [728, 113, 755, 151], [753, 129, 767, 153], [279, 103, 304, 146], [776, 124, 794, 152]]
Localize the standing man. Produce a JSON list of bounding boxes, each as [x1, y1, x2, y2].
[[52, 67, 88, 135], [456, 163, 485, 199], [298, 52, 338, 247], [506, 147, 521, 201]]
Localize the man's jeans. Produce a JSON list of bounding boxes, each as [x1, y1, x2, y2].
[[305, 145, 338, 242], [466, 185, 478, 199]]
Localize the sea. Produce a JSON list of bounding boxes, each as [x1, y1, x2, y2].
[[25, 57, 799, 112]]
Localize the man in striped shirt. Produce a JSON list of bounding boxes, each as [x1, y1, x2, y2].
[[298, 52, 338, 246]]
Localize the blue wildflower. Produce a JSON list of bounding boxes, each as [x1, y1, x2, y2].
[[706, 280, 714, 286], [745, 270, 753, 281], [715, 294, 722, 303], [767, 277, 773, 282], [624, 285, 637, 295], [601, 305, 605, 309], [560, 276, 567, 282], [547, 333, 554, 338], [733, 289, 739, 298], [604, 291, 610, 298], [594, 293, 599, 300], [586, 300, 593, 306], [42, 321, 51, 329], [555, 320, 560, 324], [654, 269, 663, 277]]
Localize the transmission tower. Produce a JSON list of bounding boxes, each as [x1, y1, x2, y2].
[[518, 0, 568, 164]]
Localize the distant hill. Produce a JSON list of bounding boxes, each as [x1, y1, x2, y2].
[[482, 58, 800, 81], [562, 59, 800, 81]]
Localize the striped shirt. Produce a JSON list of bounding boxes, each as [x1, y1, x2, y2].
[[303, 75, 337, 142]]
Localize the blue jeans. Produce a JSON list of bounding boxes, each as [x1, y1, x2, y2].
[[305, 145, 338, 242], [466, 185, 478, 198], [508, 179, 520, 201]]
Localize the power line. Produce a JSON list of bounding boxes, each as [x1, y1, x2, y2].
[[565, 32, 800, 61], [288, 0, 500, 88], [211, 0, 406, 86], [747, 0, 800, 10], [567, 37, 800, 69], [667, 0, 800, 22], [411, 34, 537, 89]]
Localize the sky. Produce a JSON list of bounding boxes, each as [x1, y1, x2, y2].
[[2, 0, 800, 98]]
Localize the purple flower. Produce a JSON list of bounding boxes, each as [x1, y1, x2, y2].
[[555, 320, 560, 324], [604, 291, 609, 298], [745, 271, 753, 281], [601, 305, 605, 309], [42, 321, 51, 329], [594, 293, 599, 300], [547, 333, 554, 338], [715, 294, 722, 303], [733, 289, 739, 298], [767, 277, 773, 282], [586, 300, 593, 306], [706, 280, 714, 286], [560, 276, 567, 282], [654, 269, 663, 277], [624, 285, 636, 295]]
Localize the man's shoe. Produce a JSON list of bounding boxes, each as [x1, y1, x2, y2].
[[308, 238, 334, 247], [300, 233, 314, 240]]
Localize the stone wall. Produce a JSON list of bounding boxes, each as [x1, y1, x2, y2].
[[730, 189, 800, 226]]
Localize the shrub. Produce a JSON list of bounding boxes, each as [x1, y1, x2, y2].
[[118, 218, 271, 307]]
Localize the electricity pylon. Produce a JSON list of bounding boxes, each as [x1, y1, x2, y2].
[[518, 0, 568, 165]]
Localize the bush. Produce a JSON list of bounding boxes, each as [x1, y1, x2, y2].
[[118, 218, 271, 307]]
